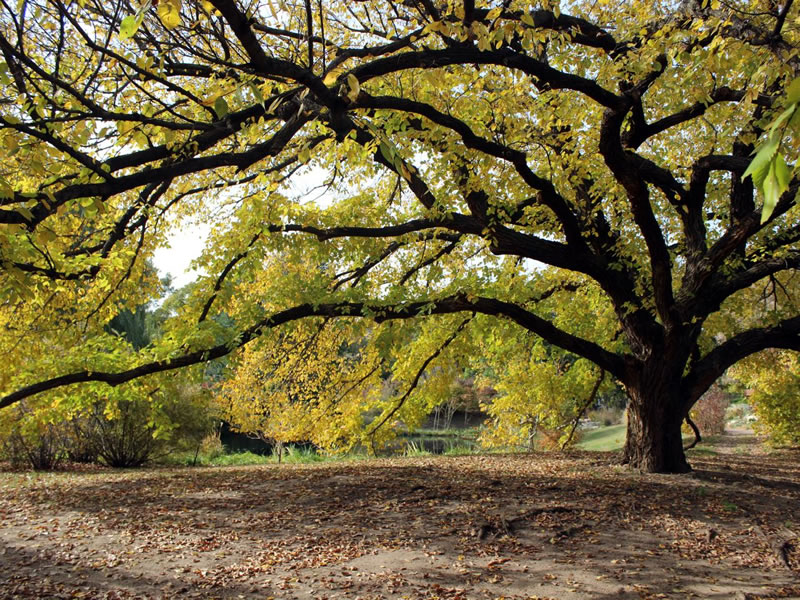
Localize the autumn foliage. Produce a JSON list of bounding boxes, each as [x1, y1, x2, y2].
[[0, 0, 798, 472]]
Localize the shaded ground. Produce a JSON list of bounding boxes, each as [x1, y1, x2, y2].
[[1, 433, 799, 599]]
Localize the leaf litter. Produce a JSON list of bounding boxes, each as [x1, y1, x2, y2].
[[1, 433, 798, 600]]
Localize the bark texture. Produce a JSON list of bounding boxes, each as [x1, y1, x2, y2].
[[622, 366, 692, 473]]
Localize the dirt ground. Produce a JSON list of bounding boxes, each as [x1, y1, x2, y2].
[[1, 433, 799, 600]]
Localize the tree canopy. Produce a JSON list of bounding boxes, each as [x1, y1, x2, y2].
[[0, 0, 798, 472]]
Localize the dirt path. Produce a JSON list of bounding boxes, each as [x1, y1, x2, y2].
[[712, 428, 765, 455], [1, 441, 798, 599]]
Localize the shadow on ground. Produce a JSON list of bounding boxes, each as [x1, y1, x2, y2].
[[1, 433, 798, 599]]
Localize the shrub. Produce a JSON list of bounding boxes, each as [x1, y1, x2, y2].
[[53, 415, 99, 464], [689, 385, 729, 436], [69, 382, 218, 468], [587, 407, 624, 427], [72, 398, 164, 467], [731, 351, 800, 447], [0, 401, 69, 470]]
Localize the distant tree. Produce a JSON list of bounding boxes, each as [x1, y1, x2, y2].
[[732, 350, 800, 446]]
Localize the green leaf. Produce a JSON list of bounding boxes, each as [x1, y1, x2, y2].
[[768, 106, 795, 135], [774, 152, 790, 190], [760, 153, 790, 224], [214, 96, 229, 118], [761, 160, 779, 224], [119, 15, 141, 39], [743, 131, 780, 188], [785, 77, 800, 106], [249, 82, 264, 105], [378, 141, 395, 165]]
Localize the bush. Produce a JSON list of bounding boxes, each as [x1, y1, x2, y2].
[[70, 383, 218, 468], [4, 423, 64, 470], [72, 399, 164, 467], [689, 385, 729, 436], [62, 417, 101, 464], [587, 407, 624, 427], [731, 351, 800, 447], [0, 402, 67, 470]]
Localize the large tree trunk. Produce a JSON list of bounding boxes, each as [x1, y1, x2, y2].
[[622, 371, 691, 473]]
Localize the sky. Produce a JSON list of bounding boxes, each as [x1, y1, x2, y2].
[[152, 224, 210, 288]]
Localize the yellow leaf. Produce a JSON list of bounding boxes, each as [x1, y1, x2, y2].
[[345, 74, 360, 102], [486, 7, 502, 20], [157, 0, 181, 29], [323, 66, 344, 86]]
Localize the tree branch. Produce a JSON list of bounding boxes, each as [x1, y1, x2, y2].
[[682, 316, 800, 409], [0, 293, 626, 410]]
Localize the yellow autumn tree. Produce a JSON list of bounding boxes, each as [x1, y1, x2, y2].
[[1, 0, 799, 473], [735, 351, 800, 446]]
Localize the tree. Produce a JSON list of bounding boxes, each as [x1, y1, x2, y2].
[[731, 349, 800, 446], [1, 0, 798, 472], [216, 318, 373, 457]]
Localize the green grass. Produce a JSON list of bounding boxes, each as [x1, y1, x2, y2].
[[411, 427, 479, 438], [161, 446, 376, 467], [403, 441, 433, 457], [443, 445, 478, 456], [280, 446, 327, 464], [209, 451, 272, 466], [577, 424, 627, 451]]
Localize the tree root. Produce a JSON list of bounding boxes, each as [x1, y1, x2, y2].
[[474, 506, 580, 540], [755, 525, 797, 570]]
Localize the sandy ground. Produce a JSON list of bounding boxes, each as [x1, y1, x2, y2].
[[1, 432, 798, 599]]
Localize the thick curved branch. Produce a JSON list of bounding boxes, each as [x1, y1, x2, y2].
[[683, 416, 701, 451], [0, 294, 625, 410], [357, 93, 586, 246], [0, 113, 310, 228], [690, 251, 800, 318], [624, 87, 759, 149], [680, 187, 798, 310], [682, 315, 800, 409], [352, 48, 623, 109]]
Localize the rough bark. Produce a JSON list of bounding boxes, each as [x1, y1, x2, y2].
[[622, 367, 692, 473]]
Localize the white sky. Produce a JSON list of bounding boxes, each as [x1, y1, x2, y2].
[[152, 224, 210, 288]]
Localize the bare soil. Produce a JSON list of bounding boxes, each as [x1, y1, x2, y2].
[[1, 433, 799, 600]]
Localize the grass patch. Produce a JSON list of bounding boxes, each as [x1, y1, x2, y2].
[[280, 447, 326, 464], [411, 427, 479, 438], [443, 445, 478, 456], [210, 451, 272, 466], [404, 441, 433, 457], [578, 424, 626, 451]]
